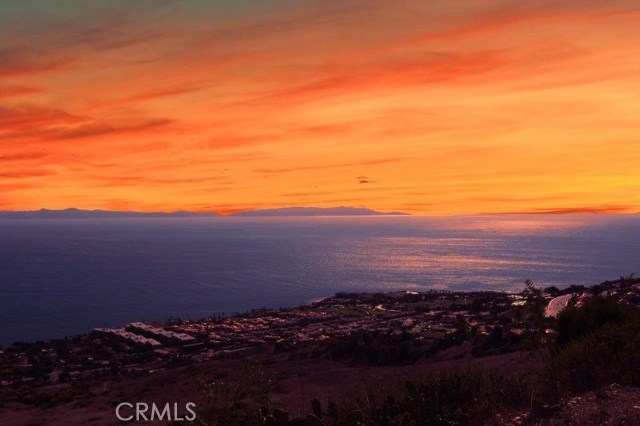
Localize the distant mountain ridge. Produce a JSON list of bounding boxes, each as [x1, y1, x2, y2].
[[0, 208, 220, 219], [231, 206, 409, 217], [0, 207, 408, 219]]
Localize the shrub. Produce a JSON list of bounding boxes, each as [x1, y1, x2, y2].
[[555, 297, 635, 345], [545, 317, 640, 395]]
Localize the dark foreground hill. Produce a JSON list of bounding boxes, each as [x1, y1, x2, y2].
[[1, 275, 639, 425]]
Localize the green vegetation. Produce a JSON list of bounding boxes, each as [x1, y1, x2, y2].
[[555, 296, 634, 344], [183, 294, 640, 426], [548, 299, 640, 394], [0, 386, 78, 408]]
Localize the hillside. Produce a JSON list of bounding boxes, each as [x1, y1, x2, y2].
[[1, 275, 640, 425]]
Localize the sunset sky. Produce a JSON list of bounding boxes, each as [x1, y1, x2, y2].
[[1, 0, 639, 215]]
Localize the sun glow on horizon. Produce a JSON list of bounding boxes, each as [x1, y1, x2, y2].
[[2, 1, 640, 215]]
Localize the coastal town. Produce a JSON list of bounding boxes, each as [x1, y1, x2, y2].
[[2, 276, 639, 394], [0, 291, 512, 389]]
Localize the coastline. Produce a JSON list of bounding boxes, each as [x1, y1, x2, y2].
[[3, 214, 639, 348], [3, 275, 637, 349], [2, 275, 640, 425]]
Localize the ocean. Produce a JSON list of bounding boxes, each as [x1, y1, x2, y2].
[[0, 214, 638, 346]]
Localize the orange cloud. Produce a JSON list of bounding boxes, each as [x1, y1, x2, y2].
[[1, 0, 639, 214], [495, 206, 635, 215]]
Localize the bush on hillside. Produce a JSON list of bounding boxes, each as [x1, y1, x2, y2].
[[555, 296, 635, 345]]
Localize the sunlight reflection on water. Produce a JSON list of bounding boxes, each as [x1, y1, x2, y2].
[[0, 214, 638, 345]]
